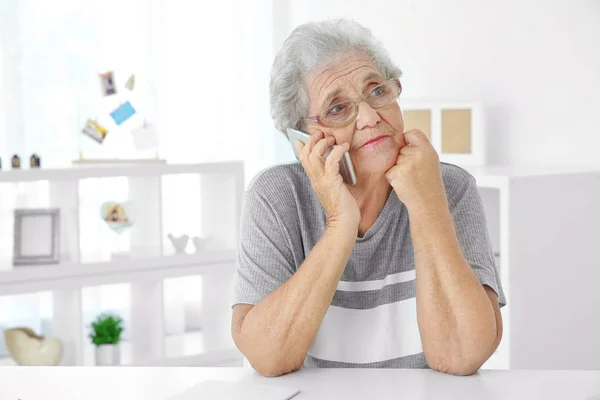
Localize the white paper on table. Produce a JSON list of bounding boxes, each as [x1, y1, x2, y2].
[[167, 380, 301, 400], [131, 124, 158, 150]]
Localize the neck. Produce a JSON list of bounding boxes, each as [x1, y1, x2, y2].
[[348, 174, 393, 237]]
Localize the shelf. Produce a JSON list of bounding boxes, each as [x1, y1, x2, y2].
[[0, 345, 242, 368], [81, 331, 242, 367], [0, 250, 237, 295], [0, 161, 243, 183], [464, 164, 600, 189]]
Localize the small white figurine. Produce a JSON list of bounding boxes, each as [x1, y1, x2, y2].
[[168, 234, 189, 254]]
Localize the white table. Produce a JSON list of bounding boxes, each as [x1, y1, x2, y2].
[[1, 367, 599, 399]]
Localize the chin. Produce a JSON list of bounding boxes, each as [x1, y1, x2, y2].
[[352, 142, 399, 177]]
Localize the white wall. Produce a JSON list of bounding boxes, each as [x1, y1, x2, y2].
[[277, 0, 600, 166], [0, 0, 277, 184]]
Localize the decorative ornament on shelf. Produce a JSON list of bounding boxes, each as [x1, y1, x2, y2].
[[168, 234, 189, 254], [4, 327, 63, 366], [30, 153, 41, 168], [100, 201, 134, 234], [11, 154, 20, 169], [89, 313, 124, 366], [191, 236, 212, 254]]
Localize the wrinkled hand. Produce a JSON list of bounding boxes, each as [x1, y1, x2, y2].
[[385, 129, 447, 212], [296, 132, 360, 227]]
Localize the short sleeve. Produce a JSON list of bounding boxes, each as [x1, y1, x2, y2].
[[232, 186, 296, 307], [448, 172, 507, 308]]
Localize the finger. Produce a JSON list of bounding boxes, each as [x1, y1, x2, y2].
[[404, 129, 430, 146], [313, 135, 336, 158], [399, 145, 418, 156], [324, 142, 350, 176], [301, 131, 324, 161], [385, 164, 403, 182], [309, 137, 333, 176]]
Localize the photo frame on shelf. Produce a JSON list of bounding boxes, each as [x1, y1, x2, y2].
[[399, 100, 485, 166], [13, 208, 61, 266]]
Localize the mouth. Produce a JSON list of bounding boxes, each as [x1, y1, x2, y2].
[[360, 135, 388, 149]]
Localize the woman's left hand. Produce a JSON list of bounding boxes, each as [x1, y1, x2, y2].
[[385, 129, 447, 212]]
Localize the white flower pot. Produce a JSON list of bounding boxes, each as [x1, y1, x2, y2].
[[95, 344, 120, 366]]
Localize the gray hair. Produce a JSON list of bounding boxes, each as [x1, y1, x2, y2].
[[269, 19, 402, 135]]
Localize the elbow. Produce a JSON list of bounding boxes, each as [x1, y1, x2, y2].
[[251, 360, 283, 377], [231, 313, 304, 377], [248, 353, 304, 377], [234, 336, 303, 377], [447, 360, 481, 376], [426, 350, 483, 376], [252, 360, 296, 377], [429, 357, 481, 376]]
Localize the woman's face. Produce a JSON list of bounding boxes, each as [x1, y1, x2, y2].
[[306, 52, 406, 179]]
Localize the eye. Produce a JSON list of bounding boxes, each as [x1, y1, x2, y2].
[[327, 103, 347, 115], [370, 86, 386, 97]]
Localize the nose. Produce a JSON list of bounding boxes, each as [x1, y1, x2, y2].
[[355, 101, 381, 130]]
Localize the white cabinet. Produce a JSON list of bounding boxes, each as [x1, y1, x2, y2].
[[0, 162, 244, 367], [469, 166, 600, 370]]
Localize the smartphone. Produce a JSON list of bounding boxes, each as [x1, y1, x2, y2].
[[287, 128, 357, 185]]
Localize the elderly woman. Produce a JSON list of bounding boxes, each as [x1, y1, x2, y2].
[[232, 19, 506, 377]]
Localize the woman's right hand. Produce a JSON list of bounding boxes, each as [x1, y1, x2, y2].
[[295, 131, 360, 228]]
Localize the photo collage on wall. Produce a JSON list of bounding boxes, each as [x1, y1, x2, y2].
[[81, 71, 157, 152]]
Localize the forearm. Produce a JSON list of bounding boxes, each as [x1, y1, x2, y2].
[[409, 199, 497, 373], [237, 221, 356, 376]]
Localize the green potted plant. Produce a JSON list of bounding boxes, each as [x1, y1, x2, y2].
[[89, 313, 124, 366]]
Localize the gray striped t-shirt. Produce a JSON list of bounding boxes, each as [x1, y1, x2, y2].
[[233, 162, 507, 369]]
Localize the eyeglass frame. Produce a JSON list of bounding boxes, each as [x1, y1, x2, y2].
[[303, 78, 402, 128]]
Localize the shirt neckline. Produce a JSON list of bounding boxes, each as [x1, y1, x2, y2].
[[355, 189, 400, 242]]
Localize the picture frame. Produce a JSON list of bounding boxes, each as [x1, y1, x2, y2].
[[99, 71, 117, 96], [399, 100, 485, 166], [13, 208, 60, 266], [82, 119, 109, 144]]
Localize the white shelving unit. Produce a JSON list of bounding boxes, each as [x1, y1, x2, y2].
[[0, 161, 245, 367], [467, 165, 600, 370]]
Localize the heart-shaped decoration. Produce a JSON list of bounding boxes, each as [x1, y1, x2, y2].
[[100, 201, 134, 234], [4, 327, 63, 366]]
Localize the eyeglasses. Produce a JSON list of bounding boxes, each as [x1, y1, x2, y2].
[[304, 79, 402, 128]]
